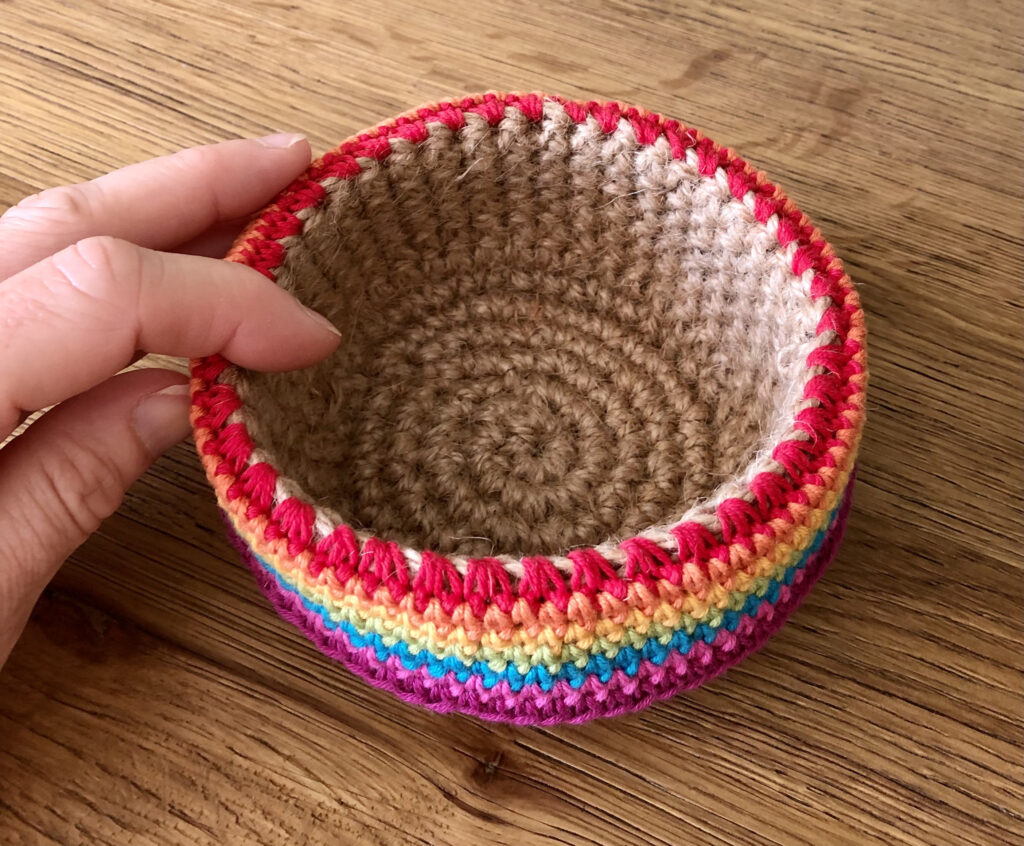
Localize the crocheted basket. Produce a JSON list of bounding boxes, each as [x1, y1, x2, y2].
[[190, 92, 867, 725]]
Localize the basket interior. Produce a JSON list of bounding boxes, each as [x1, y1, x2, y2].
[[232, 105, 823, 558]]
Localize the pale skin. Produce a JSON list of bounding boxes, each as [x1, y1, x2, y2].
[[0, 134, 342, 667]]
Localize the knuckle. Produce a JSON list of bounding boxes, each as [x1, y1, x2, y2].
[[0, 183, 94, 230], [166, 147, 225, 220], [52, 236, 142, 300], [168, 145, 210, 172], [33, 435, 128, 542], [0, 237, 142, 338], [71, 234, 135, 272]]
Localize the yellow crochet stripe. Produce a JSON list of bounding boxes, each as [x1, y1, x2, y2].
[[221, 461, 853, 659]]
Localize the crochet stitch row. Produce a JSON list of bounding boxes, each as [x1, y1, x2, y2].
[[190, 92, 866, 723], [240, 496, 845, 687], [229, 489, 850, 723]]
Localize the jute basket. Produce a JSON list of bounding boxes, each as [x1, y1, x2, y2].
[[190, 92, 867, 724]]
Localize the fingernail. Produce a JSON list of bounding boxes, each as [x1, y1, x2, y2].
[[300, 305, 342, 337], [132, 383, 192, 458], [257, 133, 307, 149]]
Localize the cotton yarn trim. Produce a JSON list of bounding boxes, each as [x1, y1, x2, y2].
[[190, 92, 867, 724]]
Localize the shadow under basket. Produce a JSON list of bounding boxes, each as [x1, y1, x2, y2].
[[190, 93, 867, 725]]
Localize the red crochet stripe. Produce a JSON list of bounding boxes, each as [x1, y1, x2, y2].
[[191, 92, 865, 613]]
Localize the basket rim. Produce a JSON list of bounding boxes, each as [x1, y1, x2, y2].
[[189, 91, 867, 609]]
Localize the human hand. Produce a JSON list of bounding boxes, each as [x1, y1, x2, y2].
[[0, 135, 341, 667]]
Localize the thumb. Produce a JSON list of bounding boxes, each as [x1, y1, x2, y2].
[[0, 367, 190, 664]]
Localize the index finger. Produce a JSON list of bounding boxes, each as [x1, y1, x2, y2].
[[0, 236, 341, 437], [0, 134, 311, 280]]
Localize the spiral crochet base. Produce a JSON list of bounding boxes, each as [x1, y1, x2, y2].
[[190, 93, 867, 724]]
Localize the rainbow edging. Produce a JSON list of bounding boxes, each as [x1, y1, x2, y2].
[[190, 92, 867, 724]]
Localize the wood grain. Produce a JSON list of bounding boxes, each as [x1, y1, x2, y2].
[[1, 0, 1021, 843]]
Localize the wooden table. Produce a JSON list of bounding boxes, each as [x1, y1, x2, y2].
[[1, 1, 1021, 843]]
